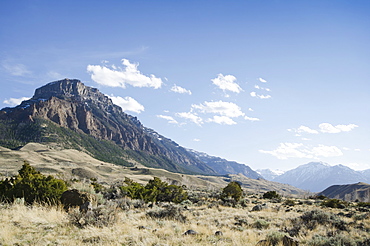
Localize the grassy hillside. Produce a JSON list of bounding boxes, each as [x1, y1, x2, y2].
[[0, 118, 195, 174], [0, 143, 306, 195]]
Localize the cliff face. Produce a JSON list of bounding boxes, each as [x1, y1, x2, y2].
[[0, 79, 215, 175]]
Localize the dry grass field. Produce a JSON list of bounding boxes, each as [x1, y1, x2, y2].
[[0, 195, 369, 246], [1, 143, 369, 245], [0, 143, 305, 195]]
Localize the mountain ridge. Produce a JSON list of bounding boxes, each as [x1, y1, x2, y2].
[[187, 149, 262, 179], [318, 182, 370, 202], [270, 162, 370, 192]]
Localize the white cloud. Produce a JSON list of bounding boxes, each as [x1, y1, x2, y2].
[[248, 108, 254, 111], [254, 85, 271, 91], [310, 145, 343, 157], [3, 97, 30, 106], [260, 143, 343, 160], [109, 95, 144, 113], [212, 74, 242, 93], [2, 62, 31, 76], [87, 59, 163, 89], [250, 91, 271, 99], [345, 162, 370, 171], [176, 112, 203, 126], [192, 100, 245, 118], [170, 85, 192, 95], [259, 94, 272, 99], [290, 125, 319, 134], [193, 138, 201, 142], [47, 71, 63, 80], [259, 143, 310, 160], [259, 78, 267, 83], [208, 115, 237, 125], [244, 116, 260, 121], [319, 123, 358, 133], [157, 115, 178, 124]]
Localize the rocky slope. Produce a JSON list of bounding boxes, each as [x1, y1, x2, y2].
[[0, 79, 215, 175], [187, 149, 262, 179], [318, 182, 370, 202]]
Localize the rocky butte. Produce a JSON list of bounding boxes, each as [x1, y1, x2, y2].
[[0, 79, 216, 175]]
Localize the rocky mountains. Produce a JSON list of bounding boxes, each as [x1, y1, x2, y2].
[[0, 79, 262, 179], [262, 162, 370, 192], [0, 79, 369, 197]]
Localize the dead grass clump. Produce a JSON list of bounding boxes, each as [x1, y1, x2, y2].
[[114, 197, 145, 210], [264, 231, 296, 246], [307, 233, 358, 246], [68, 203, 118, 228], [253, 219, 270, 229], [299, 209, 347, 231], [146, 205, 187, 223], [284, 209, 349, 238]]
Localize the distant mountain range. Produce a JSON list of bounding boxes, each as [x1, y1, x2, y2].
[[256, 169, 285, 181], [260, 162, 370, 192]]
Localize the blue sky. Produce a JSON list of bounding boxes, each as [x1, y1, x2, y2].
[[1, 0, 369, 171]]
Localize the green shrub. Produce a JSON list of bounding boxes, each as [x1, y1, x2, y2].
[[357, 202, 370, 208], [321, 199, 347, 209], [263, 191, 281, 200], [0, 161, 67, 205], [284, 199, 296, 206], [91, 182, 105, 193], [221, 181, 243, 202], [310, 195, 327, 200], [119, 177, 188, 204]]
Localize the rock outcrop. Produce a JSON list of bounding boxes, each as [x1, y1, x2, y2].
[[61, 189, 95, 212]]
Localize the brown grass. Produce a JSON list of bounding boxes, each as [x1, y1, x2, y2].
[[0, 197, 369, 246]]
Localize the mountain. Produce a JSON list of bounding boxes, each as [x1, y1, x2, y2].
[[187, 149, 262, 179], [0, 79, 215, 175], [256, 169, 285, 181], [273, 162, 369, 192], [318, 182, 370, 202], [360, 169, 370, 181]]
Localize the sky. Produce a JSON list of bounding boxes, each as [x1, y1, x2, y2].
[[1, 0, 370, 171]]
